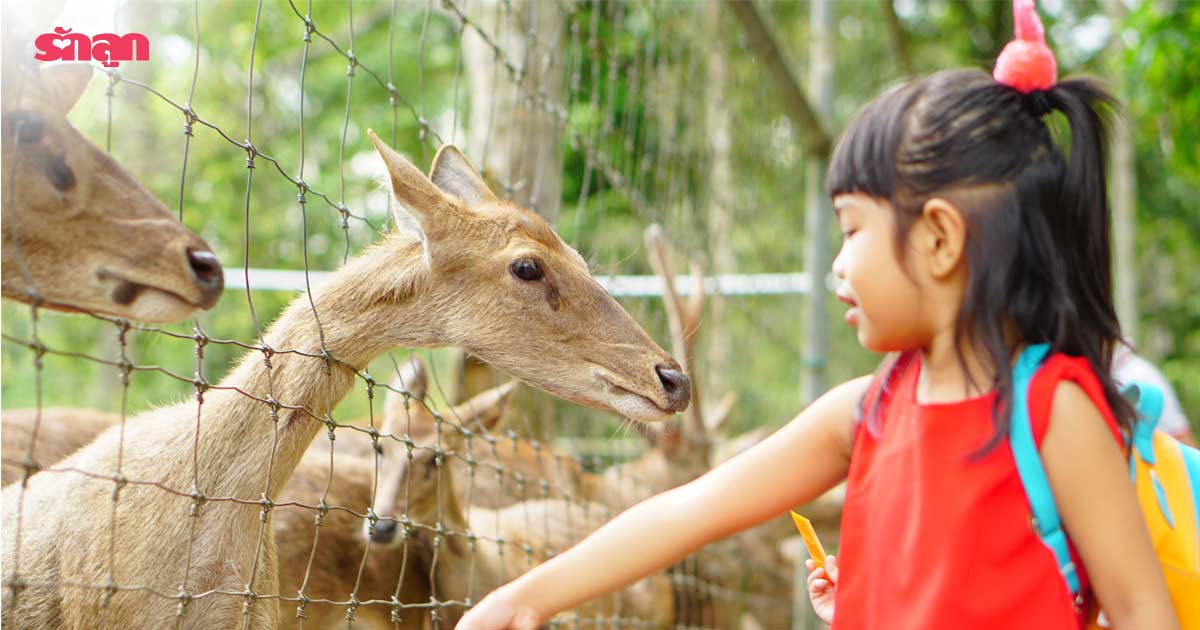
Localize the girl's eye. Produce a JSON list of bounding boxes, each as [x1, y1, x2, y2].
[[510, 259, 544, 282], [841, 228, 857, 239]]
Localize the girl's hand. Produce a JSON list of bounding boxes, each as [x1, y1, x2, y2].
[[454, 588, 543, 630], [805, 554, 838, 624]]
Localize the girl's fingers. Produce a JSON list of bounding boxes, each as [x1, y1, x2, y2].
[[805, 558, 814, 572], [807, 569, 828, 591]]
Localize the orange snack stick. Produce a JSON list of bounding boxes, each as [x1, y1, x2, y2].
[[791, 511, 828, 571]]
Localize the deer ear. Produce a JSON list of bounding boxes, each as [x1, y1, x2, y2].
[[38, 63, 92, 114], [381, 357, 429, 436], [449, 380, 519, 433], [429, 145, 497, 207], [367, 130, 452, 239]]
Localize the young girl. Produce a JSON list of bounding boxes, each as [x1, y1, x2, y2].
[[455, 2, 1178, 628]]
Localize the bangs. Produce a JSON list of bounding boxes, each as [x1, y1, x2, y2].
[[826, 80, 922, 199]]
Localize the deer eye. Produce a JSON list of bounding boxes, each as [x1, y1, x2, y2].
[[9, 111, 44, 144], [510, 259, 543, 282]]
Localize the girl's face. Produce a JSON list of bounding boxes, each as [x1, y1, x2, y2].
[[832, 194, 932, 352]]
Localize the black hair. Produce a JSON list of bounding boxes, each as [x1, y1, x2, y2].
[[829, 69, 1135, 450]]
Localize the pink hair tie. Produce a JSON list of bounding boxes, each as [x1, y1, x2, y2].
[[993, 0, 1057, 94]]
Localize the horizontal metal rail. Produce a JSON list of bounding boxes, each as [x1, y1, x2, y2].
[[225, 268, 834, 296]]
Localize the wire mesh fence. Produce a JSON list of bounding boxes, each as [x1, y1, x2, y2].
[[0, 1, 876, 628]]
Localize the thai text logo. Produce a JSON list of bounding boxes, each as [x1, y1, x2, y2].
[[34, 27, 149, 68]]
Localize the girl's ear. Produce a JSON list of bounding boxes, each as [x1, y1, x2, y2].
[[916, 197, 967, 280]]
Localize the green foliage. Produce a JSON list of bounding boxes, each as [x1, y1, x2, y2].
[[1119, 2, 1200, 432], [1, 0, 1195, 443]]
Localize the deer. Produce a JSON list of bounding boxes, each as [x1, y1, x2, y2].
[[584, 225, 839, 630], [0, 132, 690, 630], [0, 359, 433, 489], [362, 375, 674, 629], [2, 59, 224, 322], [1, 408, 122, 487], [0, 361, 578, 628], [274, 360, 524, 630]]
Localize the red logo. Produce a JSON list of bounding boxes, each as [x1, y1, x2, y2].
[[34, 27, 149, 68]]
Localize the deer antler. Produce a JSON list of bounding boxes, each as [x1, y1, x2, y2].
[[645, 224, 705, 438], [703, 391, 738, 436]]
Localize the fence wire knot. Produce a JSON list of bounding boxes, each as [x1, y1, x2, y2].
[[100, 577, 119, 607], [175, 588, 192, 617], [111, 473, 128, 500], [243, 141, 258, 169], [181, 106, 198, 137], [257, 342, 274, 364], [21, 457, 40, 481], [258, 493, 275, 521], [188, 486, 206, 516], [241, 586, 258, 613], [264, 396, 282, 424]]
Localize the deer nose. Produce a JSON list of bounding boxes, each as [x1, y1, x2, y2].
[[186, 248, 224, 308], [371, 519, 398, 544], [655, 365, 692, 413]]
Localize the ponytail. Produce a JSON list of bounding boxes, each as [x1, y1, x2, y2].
[[1040, 79, 1134, 430]]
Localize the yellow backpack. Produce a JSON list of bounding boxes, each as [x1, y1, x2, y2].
[[1010, 344, 1200, 628]]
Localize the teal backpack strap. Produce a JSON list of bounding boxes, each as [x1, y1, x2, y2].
[[1181, 443, 1200, 567], [1124, 382, 1175, 528], [1124, 382, 1164, 465], [1009, 343, 1081, 595]]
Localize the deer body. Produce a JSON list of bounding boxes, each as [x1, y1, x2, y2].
[[361, 376, 674, 629], [275, 452, 432, 630], [1, 408, 121, 486], [1, 137, 687, 629]]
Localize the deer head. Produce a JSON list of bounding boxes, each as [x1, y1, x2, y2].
[[367, 131, 690, 420], [1, 62, 223, 322], [366, 360, 520, 545]]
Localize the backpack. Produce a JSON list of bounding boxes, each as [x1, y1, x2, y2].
[[1010, 343, 1200, 629]]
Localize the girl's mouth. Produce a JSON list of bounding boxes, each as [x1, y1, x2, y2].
[[836, 291, 859, 326]]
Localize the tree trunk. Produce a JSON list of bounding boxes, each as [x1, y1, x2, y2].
[[463, 0, 566, 221], [705, 1, 734, 409], [1106, 0, 1138, 343], [457, 0, 567, 405], [802, 0, 834, 406]]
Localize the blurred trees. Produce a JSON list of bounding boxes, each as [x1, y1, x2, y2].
[[2, 0, 1195, 439]]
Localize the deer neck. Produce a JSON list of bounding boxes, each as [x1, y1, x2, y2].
[[196, 238, 441, 496]]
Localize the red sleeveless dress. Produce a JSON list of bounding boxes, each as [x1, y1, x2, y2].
[[832, 352, 1122, 630]]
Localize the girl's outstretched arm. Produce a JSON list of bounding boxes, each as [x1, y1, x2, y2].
[[1042, 382, 1179, 630], [454, 375, 870, 629]]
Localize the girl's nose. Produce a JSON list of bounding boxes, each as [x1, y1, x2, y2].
[[832, 246, 846, 279]]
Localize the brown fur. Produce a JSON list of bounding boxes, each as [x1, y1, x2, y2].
[[364, 386, 675, 629], [1, 61, 223, 322], [1, 408, 121, 486], [0, 137, 685, 629]]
